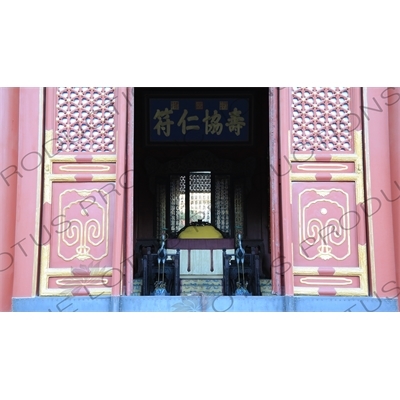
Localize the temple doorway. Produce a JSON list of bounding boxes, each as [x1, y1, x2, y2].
[[132, 87, 273, 296]]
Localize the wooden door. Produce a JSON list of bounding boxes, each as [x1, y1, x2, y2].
[[279, 87, 368, 296], [39, 87, 127, 296]]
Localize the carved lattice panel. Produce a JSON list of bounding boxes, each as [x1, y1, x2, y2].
[[292, 87, 352, 152], [189, 172, 211, 223], [170, 175, 186, 234], [56, 87, 115, 153], [279, 87, 368, 296], [234, 179, 244, 241], [215, 175, 230, 235], [156, 183, 167, 238]]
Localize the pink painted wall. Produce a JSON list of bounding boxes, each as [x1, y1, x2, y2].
[[0, 88, 19, 311], [125, 88, 134, 294], [278, 88, 294, 295], [12, 88, 43, 298], [364, 87, 398, 298], [387, 87, 400, 306]]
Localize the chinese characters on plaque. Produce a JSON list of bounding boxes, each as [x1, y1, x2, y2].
[[149, 98, 250, 143]]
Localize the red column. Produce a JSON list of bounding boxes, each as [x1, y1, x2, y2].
[[0, 88, 19, 311], [279, 88, 294, 295], [111, 88, 128, 295], [387, 87, 400, 307], [125, 88, 134, 294], [364, 87, 397, 297], [12, 88, 43, 298], [269, 88, 282, 295]]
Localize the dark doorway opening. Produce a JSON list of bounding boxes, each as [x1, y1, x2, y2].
[[133, 87, 271, 294]]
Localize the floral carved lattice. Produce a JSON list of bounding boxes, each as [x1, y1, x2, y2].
[[189, 173, 211, 223], [292, 87, 351, 152], [56, 87, 115, 152], [215, 176, 230, 234]]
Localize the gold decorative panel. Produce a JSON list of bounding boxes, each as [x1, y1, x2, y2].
[[57, 189, 110, 262], [298, 188, 351, 261], [39, 123, 118, 296]]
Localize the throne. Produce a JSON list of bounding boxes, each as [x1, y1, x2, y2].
[[168, 222, 232, 282]]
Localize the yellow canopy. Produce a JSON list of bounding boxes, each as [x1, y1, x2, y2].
[[178, 225, 223, 239]]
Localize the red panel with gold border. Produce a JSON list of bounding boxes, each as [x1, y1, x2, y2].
[[281, 87, 368, 296], [39, 87, 124, 296]]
